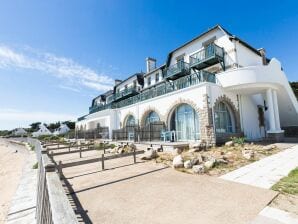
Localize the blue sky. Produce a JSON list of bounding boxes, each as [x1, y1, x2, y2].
[[0, 0, 297, 130]]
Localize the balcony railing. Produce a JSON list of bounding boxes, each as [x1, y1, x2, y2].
[[114, 86, 139, 101], [165, 61, 190, 80], [85, 71, 216, 116], [89, 103, 112, 114], [189, 43, 224, 70]]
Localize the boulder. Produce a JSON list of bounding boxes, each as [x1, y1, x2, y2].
[[184, 160, 193, 169], [141, 149, 157, 160], [189, 141, 201, 149], [129, 143, 137, 151], [242, 149, 254, 160], [262, 144, 276, 151], [216, 158, 228, 164], [204, 159, 215, 169], [192, 165, 205, 174], [225, 141, 234, 147], [172, 148, 183, 156], [191, 154, 203, 165], [172, 155, 184, 168]]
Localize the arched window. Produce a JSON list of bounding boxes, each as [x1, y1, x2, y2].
[[170, 104, 200, 141], [214, 102, 234, 133], [126, 115, 135, 126], [145, 111, 160, 125]]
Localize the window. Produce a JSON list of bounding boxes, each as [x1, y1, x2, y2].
[[145, 111, 160, 125], [214, 102, 234, 133], [124, 84, 128, 90], [133, 80, 137, 88], [126, 115, 135, 126], [170, 104, 200, 141], [155, 73, 159, 83], [147, 77, 151, 86]]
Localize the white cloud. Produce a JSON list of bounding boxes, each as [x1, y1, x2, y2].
[[0, 44, 114, 92], [0, 109, 77, 129]]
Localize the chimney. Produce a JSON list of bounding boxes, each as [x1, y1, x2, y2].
[[258, 48, 267, 65], [114, 79, 122, 86], [146, 57, 156, 73]]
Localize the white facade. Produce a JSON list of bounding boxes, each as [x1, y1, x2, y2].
[[76, 25, 298, 143], [32, 124, 52, 137]]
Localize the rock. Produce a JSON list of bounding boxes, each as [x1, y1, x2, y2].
[[242, 149, 254, 160], [141, 149, 157, 160], [191, 154, 203, 165], [173, 148, 183, 156], [262, 144, 276, 151], [129, 143, 137, 151], [225, 141, 234, 147], [189, 148, 200, 153], [204, 160, 215, 169], [189, 141, 201, 149], [172, 155, 184, 168], [192, 165, 205, 174], [184, 160, 193, 169], [216, 158, 228, 164]]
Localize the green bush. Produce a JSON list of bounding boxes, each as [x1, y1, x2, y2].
[[231, 136, 246, 145]]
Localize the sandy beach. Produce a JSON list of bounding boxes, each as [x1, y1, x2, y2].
[[0, 138, 29, 224]]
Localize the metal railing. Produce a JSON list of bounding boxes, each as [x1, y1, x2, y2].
[[83, 71, 215, 117], [76, 127, 109, 139], [189, 43, 224, 66], [165, 61, 190, 79], [114, 86, 139, 100], [28, 138, 78, 224]]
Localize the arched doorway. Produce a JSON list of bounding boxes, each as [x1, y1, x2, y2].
[[214, 101, 235, 133], [170, 104, 200, 141], [145, 111, 160, 125], [125, 115, 136, 126]]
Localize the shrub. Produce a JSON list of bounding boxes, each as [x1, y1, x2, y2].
[[231, 137, 246, 145]]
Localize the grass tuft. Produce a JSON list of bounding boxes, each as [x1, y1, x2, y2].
[[272, 167, 298, 195]]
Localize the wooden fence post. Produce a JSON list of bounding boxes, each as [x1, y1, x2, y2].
[[101, 154, 105, 170], [133, 148, 136, 164], [58, 161, 62, 180], [79, 147, 82, 158]]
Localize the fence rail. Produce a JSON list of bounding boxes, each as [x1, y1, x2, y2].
[[28, 138, 78, 224]]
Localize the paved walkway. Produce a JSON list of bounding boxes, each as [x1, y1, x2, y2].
[[6, 144, 37, 224], [220, 145, 298, 224], [221, 145, 298, 189]]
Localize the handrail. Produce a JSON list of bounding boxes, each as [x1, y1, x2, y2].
[[189, 43, 224, 65], [83, 71, 216, 117], [28, 138, 78, 224]]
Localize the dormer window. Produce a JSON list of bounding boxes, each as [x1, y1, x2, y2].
[[147, 76, 151, 86], [155, 73, 159, 83]]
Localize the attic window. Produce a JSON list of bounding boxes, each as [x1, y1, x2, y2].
[[202, 36, 216, 47]]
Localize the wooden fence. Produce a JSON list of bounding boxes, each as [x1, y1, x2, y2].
[[28, 138, 78, 224]]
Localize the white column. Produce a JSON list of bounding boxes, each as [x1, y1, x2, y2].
[[266, 89, 276, 131], [272, 90, 281, 130]]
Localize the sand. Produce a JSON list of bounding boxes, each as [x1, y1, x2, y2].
[[0, 138, 28, 224]]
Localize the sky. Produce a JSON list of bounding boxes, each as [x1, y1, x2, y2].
[[0, 0, 297, 130]]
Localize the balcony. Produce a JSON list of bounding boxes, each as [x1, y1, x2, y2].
[[89, 103, 112, 114], [114, 87, 139, 101], [189, 43, 225, 71], [165, 61, 190, 80]]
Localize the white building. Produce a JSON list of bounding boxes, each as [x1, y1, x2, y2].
[[76, 25, 298, 144], [32, 124, 52, 137], [53, 124, 70, 135], [12, 128, 27, 136]]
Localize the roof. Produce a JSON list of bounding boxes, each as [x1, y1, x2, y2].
[[166, 24, 264, 66], [114, 72, 144, 88]]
